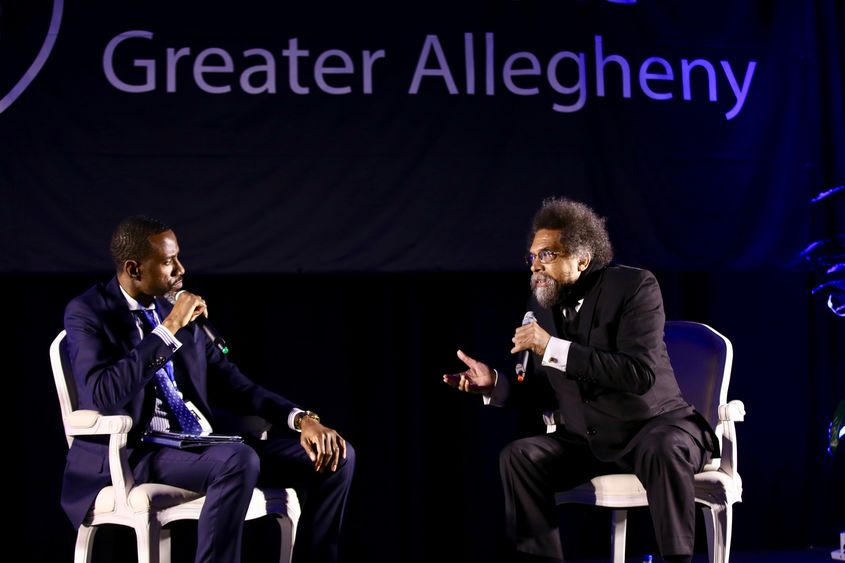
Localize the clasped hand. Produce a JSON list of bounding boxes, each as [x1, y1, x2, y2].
[[299, 418, 347, 473]]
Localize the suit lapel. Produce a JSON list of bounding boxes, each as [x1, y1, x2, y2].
[[156, 297, 214, 416], [571, 267, 606, 343], [101, 278, 156, 427], [103, 278, 143, 349], [155, 296, 194, 387], [534, 305, 557, 338]]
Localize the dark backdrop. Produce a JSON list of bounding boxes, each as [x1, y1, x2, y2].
[[2, 0, 844, 561]]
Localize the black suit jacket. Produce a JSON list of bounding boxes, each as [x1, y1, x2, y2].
[[492, 264, 717, 461], [60, 277, 299, 528]]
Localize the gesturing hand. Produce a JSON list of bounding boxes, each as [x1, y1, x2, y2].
[[442, 349, 495, 394], [299, 418, 347, 473]]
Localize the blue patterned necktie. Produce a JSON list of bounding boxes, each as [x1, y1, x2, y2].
[[138, 308, 204, 435]]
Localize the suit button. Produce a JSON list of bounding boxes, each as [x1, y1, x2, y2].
[[582, 398, 590, 404], [586, 427, 597, 436]]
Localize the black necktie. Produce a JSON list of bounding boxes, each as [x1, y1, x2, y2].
[[557, 303, 579, 339]]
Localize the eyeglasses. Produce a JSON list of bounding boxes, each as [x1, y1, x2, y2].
[[524, 249, 565, 266]]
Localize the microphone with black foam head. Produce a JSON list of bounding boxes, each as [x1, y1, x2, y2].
[[166, 290, 229, 355], [515, 310, 536, 382]]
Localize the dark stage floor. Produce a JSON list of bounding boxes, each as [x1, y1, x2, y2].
[[565, 546, 841, 563]]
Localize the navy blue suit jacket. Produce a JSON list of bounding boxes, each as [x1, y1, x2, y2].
[[61, 277, 299, 528]]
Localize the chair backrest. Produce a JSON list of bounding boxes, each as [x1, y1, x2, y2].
[[664, 321, 733, 448], [50, 330, 77, 448]]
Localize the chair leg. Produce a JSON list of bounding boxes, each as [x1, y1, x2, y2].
[[700, 503, 732, 563], [159, 525, 172, 563], [74, 524, 97, 563], [272, 515, 295, 563], [285, 489, 301, 544], [134, 518, 160, 563], [610, 509, 628, 563]]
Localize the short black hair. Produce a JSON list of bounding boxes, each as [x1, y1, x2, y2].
[[109, 215, 171, 271], [530, 197, 614, 268]]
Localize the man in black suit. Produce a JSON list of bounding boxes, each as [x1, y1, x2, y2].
[[62, 215, 355, 563], [443, 197, 716, 563]]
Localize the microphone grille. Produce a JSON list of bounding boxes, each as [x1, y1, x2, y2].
[[164, 290, 185, 305], [522, 310, 536, 324]]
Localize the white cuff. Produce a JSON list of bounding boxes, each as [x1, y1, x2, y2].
[[152, 324, 182, 351], [542, 337, 571, 372], [288, 408, 304, 432], [482, 369, 498, 405]]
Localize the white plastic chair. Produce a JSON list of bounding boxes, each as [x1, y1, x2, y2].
[[552, 321, 745, 563], [50, 329, 301, 563]]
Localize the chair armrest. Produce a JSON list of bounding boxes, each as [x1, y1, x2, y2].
[[64, 410, 136, 508], [65, 410, 133, 436], [713, 400, 745, 478], [718, 400, 746, 423]]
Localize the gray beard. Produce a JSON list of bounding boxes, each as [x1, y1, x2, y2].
[[531, 273, 562, 309]]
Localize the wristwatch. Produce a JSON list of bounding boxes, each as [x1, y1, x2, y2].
[[294, 410, 320, 431]]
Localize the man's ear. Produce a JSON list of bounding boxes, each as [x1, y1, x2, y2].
[[578, 254, 591, 271], [124, 260, 141, 279]]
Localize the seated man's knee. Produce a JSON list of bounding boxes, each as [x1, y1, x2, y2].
[[222, 443, 261, 482], [499, 437, 543, 471], [639, 428, 699, 470], [338, 442, 356, 473]]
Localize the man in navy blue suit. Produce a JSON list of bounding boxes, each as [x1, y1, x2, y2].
[[444, 197, 716, 563], [61, 215, 355, 563]]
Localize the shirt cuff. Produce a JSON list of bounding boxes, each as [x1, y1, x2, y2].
[[542, 337, 571, 372], [482, 369, 499, 405], [288, 408, 304, 432], [152, 324, 182, 351]]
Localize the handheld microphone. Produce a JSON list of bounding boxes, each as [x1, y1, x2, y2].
[[515, 310, 536, 382], [167, 290, 229, 354]]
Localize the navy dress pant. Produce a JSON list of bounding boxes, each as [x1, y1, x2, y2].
[[134, 434, 355, 563]]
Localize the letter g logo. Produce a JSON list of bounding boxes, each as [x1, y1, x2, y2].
[[0, 0, 64, 115]]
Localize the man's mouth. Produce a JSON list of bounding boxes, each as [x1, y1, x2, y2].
[[532, 274, 552, 288]]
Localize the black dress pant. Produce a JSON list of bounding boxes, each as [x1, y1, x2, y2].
[[498, 425, 706, 559]]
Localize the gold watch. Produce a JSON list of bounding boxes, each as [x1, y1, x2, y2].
[[294, 410, 320, 431]]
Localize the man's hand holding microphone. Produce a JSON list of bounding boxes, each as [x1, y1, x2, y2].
[[162, 290, 207, 335]]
